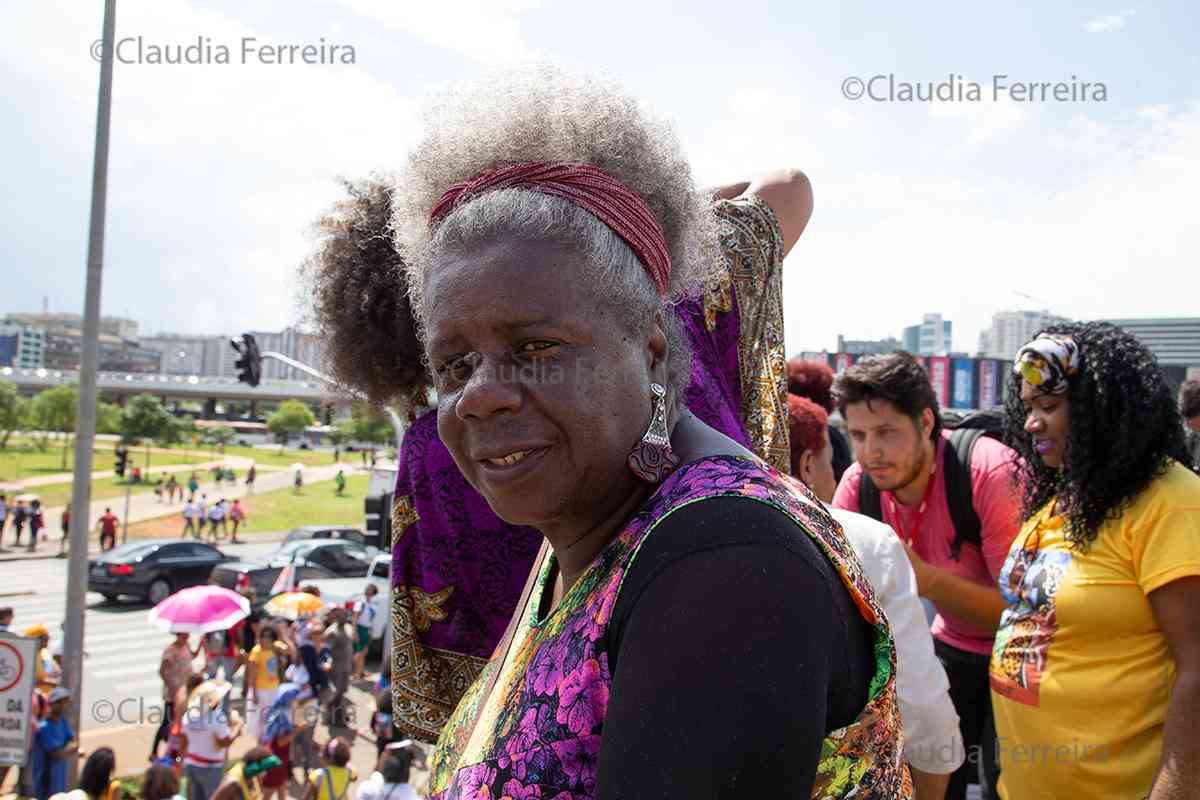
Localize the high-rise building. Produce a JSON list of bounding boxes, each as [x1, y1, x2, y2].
[[977, 310, 1071, 359], [0, 321, 46, 368], [902, 314, 953, 356]]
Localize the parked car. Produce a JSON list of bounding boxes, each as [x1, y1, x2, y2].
[[88, 539, 231, 605], [209, 539, 375, 606], [282, 525, 370, 548], [306, 555, 391, 645]]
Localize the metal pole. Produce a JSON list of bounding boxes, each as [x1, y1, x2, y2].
[[64, 0, 116, 779], [121, 479, 131, 543]]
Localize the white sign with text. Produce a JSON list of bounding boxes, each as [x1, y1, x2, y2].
[[0, 633, 37, 767]]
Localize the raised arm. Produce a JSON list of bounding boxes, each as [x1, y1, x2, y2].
[[745, 168, 813, 256]]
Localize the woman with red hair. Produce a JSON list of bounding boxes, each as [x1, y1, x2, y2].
[[788, 359, 854, 482]]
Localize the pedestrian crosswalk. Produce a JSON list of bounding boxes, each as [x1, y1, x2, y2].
[[0, 544, 275, 731]]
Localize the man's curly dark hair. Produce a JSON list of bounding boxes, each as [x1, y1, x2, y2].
[[1003, 320, 1189, 549], [299, 175, 428, 408]]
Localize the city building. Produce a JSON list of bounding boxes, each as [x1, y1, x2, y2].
[[0, 320, 46, 368], [1104, 317, 1200, 389], [836, 335, 903, 356], [247, 327, 325, 380], [902, 313, 953, 356], [5, 313, 160, 373], [7, 312, 138, 341], [141, 334, 216, 376], [977, 310, 1071, 359]]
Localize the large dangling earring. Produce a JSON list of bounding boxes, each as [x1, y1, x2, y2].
[[627, 382, 679, 483]]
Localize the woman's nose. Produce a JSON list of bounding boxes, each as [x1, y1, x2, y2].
[[455, 356, 522, 420]]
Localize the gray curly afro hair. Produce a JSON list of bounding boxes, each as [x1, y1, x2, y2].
[[391, 66, 720, 399]]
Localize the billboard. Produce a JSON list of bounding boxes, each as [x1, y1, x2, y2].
[[951, 358, 977, 409], [927, 356, 951, 407], [833, 352, 856, 375], [978, 359, 1002, 409]]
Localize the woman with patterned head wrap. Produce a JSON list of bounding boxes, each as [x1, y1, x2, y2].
[[992, 321, 1200, 799]]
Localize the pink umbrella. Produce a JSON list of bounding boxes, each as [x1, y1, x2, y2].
[[148, 585, 250, 634]]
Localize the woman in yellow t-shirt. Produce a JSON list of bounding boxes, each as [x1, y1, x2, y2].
[[245, 625, 290, 741], [991, 323, 1200, 799]]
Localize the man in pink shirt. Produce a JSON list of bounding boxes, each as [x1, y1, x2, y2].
[[832, 352, 1020, 800]]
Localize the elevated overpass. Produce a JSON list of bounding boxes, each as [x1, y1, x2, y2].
[[1, 365, 342, 408]]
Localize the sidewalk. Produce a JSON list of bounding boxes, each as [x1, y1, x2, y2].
[[0, 463, 357, 562]]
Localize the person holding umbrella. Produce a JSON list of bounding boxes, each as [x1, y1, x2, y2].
[[148, 585, 251, 761]]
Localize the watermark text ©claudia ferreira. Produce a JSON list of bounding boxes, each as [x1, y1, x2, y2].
[[91, 36, 357, 65], [842, 74, 1108, 103]]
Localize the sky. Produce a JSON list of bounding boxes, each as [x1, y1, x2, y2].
[[2, 0, 1198, 355]]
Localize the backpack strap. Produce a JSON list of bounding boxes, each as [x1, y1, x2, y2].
[[943, 429, 984, 560], [857, 471, 884, 523]]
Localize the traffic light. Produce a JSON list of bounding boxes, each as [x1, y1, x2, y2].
[[114, 446, 129, 478], [231, 333, 263, 388]]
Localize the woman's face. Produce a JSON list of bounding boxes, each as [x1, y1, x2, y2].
[[424, 237, 665, 531], [1020, 380, 1071, 469]]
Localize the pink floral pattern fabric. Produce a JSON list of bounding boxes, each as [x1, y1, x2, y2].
[[430, 455, 911, 799]]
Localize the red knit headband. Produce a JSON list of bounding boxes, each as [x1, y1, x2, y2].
[[429, 161, 671, 295]]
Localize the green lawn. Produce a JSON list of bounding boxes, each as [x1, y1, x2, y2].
[[0, 442, 110, 481], [220, 444, 339, 467], [25, 476, 161, 510], [124, 473, 369, 539]]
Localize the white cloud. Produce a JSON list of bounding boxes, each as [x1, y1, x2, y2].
[[323, 0, 540, 63], [1083, 9, 1136, 33], [1, 0, 423, 335], [688, 84, 1200, 354]]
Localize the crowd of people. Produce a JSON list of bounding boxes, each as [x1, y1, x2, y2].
[[297, 65, 1199, 799], [144, 584, 407, 800]]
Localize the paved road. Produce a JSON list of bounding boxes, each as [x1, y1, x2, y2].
[[0, 538, 279, 732]]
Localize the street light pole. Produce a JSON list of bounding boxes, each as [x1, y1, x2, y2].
[[64, 0, 116, 778]]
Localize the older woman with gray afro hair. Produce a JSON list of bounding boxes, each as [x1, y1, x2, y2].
[[384, 66, 909, 799]]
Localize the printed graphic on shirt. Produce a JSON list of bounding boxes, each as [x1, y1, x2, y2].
[[990, 545, 1072, 706]]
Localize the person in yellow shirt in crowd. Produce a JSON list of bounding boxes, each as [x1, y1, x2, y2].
[[245, 625, 292, 742], [305, 738, 355, 800], [26, 624, 60, 694], [991, 322, 1200, 799]]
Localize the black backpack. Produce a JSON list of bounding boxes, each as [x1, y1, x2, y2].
[[857, 409, 1005, 560]]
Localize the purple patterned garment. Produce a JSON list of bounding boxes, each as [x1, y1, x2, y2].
[[390, 195, 781, 742]]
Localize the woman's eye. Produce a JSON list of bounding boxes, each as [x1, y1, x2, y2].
[[518, 341, 556, 354]]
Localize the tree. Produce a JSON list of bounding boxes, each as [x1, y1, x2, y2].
[[267, 400, 316, 453], [30, 384, 78, 469], [0, 381, 27, 450], [202, 424, 235, 455], [155, 414, 192, 452], [341, 404, 394, 452], [95, 401, 123, 436], [119, 394, 173, 468]]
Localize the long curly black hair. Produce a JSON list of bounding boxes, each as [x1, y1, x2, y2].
[[299, 175, 429, 409], [1003, 320, 1189, 549]]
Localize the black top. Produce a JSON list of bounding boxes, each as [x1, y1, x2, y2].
[[594, 496, 875, 799]]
